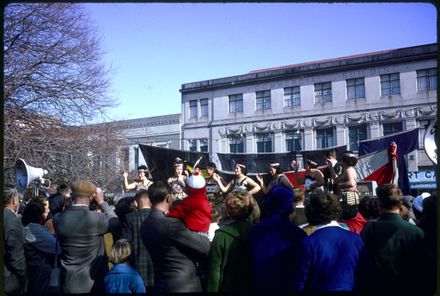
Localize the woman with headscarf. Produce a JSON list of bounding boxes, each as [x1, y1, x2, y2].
[[248, 184, 306, 293], [123, 165, 153, 191]]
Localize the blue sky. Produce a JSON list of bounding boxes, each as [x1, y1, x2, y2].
[[85, 3, 437, 121]]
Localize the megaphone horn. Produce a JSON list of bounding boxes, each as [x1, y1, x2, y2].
[[15, 158, 48, 192]]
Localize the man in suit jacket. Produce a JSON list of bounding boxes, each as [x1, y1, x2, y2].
[[121, 189, 154, 292], [53, 180, 121, 294], [140, 181, 211, 293], [3, 187, 27, 295], [361, 184, 424, 293]]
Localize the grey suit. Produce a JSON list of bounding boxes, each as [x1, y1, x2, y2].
[[3, 208, 27, 294], [140, 208, 211, 293], [53, 202, 120, 294]]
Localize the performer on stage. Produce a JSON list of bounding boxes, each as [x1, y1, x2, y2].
[[256, 162, 294, 194], [123, 165, 153, 191], [332, 151, 359, 205], [213, 163, 261, 196], [291, 159, 325, 196], [167, 157, 188, 201], [205, 162, 226, 206]]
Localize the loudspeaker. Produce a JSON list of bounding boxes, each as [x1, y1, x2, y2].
[[15, 159, 48, 191], [357, 181, 378, 197]]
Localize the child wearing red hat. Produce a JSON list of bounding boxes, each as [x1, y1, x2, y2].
[[167, 169, 213, 237]]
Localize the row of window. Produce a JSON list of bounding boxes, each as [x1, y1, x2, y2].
[[188, 68, 437, 117], [189, 120, 432, 153]]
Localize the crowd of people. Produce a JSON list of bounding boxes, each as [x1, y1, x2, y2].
[[3, 153, 437, 295]]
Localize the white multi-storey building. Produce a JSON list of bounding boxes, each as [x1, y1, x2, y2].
[[180, 43, 437, 177], [109, 113, 181, 172]]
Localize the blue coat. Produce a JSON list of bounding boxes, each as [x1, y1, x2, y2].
[[105, 263, 146, 293], [296, 222, 371, 292], [24, 223, 60, 295], [249, 214, 307, 293]]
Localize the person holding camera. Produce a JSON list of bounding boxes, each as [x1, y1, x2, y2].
[[53, 180, 121, 294]]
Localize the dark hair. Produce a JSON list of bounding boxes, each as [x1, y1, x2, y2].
[[270, 163, 283, 175], [236, 163, 247, 175], [22, 200, 45, 226], [137, 165, 149, 178], [115, 198, 136, 224], [89, 200, 101, 211], [305, 191, 341, 225], [57, 184, 71, 195], [421, 194, 437, 225], [325, 149, 337, 158], [358, 196, 381, 220], [376, 184, 402, 210], [342, 154, 358, 166], [305, 159, 318, 169], [206, 162, 217, 170], [148, 181, 172, 205], [135, 189, 149, 200], [137, 165, 148, 171], [340, 202, 358, 220], [342, 150, 357, 166]]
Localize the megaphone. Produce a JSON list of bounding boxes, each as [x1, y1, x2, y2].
[[15, 158, 48, 192]]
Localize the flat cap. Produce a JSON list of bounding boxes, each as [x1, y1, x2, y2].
[[71, 180, 96, 197]]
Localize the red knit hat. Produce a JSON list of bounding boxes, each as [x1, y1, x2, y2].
[[186, 171, 206, 196]]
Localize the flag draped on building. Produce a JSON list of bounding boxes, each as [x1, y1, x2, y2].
[[358, 128, 419, 195], [215, 152, 296, 173], [139, 144, 209, 181]]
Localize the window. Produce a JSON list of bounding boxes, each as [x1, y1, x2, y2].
[[383, 122, 403, 136], [348, 125, 368, 151], [284, 86, 300, 107], [347, 78, 365, 99], [314, 82, 332, 103], [316, 128, 334, 149], [285, 130, 304, 152], [189, 140, 197, 152], [417, 68, 437, 91], [200, 99, 208, 117], [256, 133, 273, 153], [256, 90, 271, 110], [189, 100, 197, 118], [229, 136, 244, 153], [381, 73, 400, 95], [229, 94, 243, 113], [200, 139, 208, 152]]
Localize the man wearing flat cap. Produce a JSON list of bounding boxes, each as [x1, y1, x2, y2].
[[53, 180, 121, 294]]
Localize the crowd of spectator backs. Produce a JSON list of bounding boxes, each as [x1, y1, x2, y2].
[[3, 176, 437, 295]]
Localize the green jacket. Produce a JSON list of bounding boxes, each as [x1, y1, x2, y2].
[[207, 220, 252, 293], [360, 212, 424, 292]]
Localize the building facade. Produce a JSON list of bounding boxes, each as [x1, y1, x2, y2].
[[180, 43, 437, 177], [110, 113, 181, 172]]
